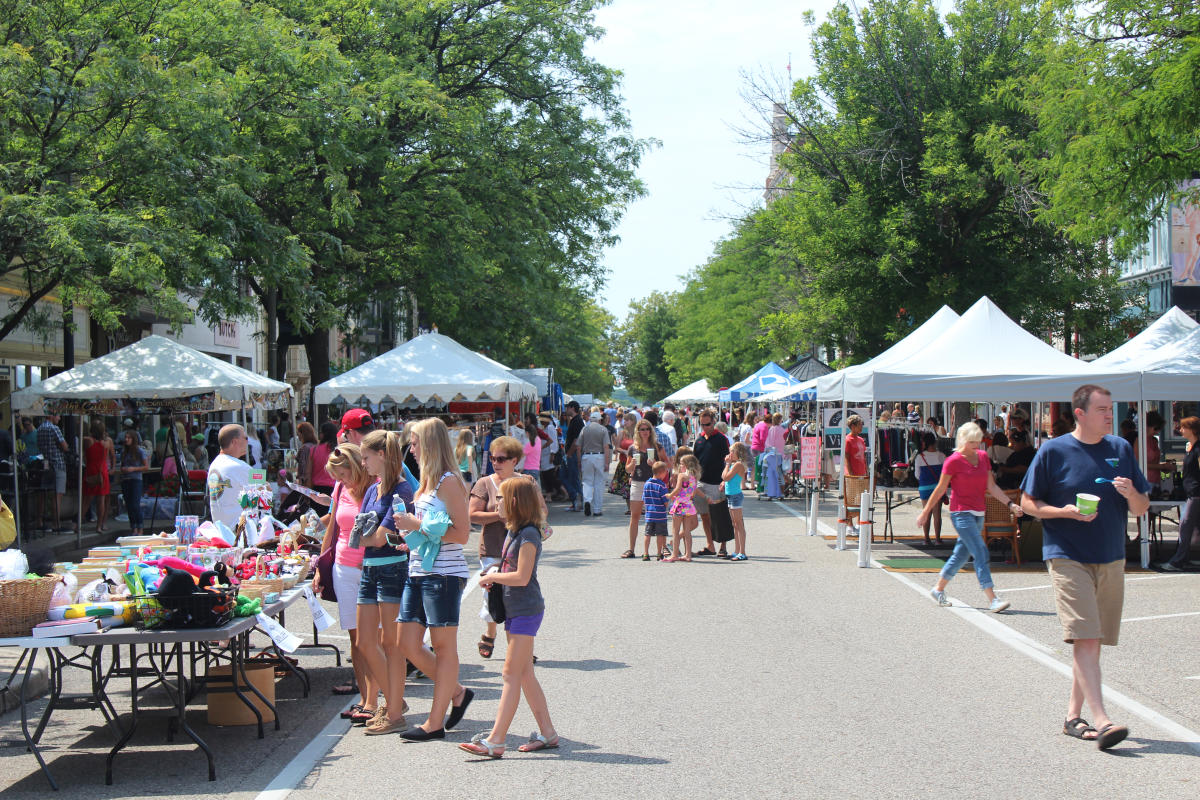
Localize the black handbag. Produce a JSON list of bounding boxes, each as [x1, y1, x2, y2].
[[486, 580, 506, 624]]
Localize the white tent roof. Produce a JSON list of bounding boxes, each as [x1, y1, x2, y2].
[[1138, 324, 1200, 398], [817, 306, 960, 402], [1091, 306, 1198, 370], [846, 297, 1141, 402], [759, 377, 818, 402], [11, 335, 292, 414], [658, 379, 718, 405], [313, 332, 538, 405]]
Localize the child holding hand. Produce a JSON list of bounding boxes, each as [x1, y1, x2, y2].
[[665, 455, 701, 562], [640, 462, 671, 561]]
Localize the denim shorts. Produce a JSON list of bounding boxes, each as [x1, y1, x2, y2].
[[726, 492, 744, 509], [398, 574, 466, 628], [357, 561, 407, 606]]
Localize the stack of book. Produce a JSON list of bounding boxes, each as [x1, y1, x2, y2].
[[31, 618, 102, 638]]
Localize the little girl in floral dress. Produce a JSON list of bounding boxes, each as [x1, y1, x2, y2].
[[664, 455, 701, 563]]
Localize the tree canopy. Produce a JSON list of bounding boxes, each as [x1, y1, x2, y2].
[[0, 0, 645, 393]]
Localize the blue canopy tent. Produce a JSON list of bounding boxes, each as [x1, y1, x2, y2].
[[717, 362, 801, 402]]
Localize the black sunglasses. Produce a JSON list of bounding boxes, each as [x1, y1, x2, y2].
[[491, 455, 516, 464]]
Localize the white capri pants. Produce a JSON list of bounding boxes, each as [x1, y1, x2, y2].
[[333, 562, 362, 630]]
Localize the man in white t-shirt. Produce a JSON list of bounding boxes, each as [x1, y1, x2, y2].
[[207, 424, 252, 540]]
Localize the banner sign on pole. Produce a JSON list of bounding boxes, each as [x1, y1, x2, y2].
[[800, 437, 820, 480]]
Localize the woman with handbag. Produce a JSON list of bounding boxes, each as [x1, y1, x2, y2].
[[311, 443, 379, 722], [460, 477, 558, 757], [469, 436, 547, 659]]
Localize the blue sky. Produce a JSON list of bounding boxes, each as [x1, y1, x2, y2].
[[588, 0, 841, 321]]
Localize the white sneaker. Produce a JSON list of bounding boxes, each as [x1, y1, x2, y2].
[[930, 588, 950, 606], [989, 597, 1011, 613]]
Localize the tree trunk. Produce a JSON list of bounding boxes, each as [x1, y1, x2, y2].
[[304, 329, 331, 423], [265, 287, 279, 379]]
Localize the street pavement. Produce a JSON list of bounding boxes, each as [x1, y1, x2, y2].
[[2, 491, 1198, 799]]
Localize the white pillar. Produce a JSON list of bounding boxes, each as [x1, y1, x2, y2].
[[857, 489, 874, 567]]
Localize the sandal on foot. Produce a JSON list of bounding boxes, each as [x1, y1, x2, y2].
[[694, 547, 716, 557], [1095, 723, 1128, 750], [340, 703, 364, 720], [517, 731, 560, 752], [1063, 717, 1096, 740], [641, 554, 650, 561], [350, 707, 377, 725], [478, 635, 495, 659], [619, 549, 635, 558], [460, 733, 504, 758]]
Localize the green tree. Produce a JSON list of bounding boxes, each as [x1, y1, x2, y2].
[[612, 292, 678, 402], [664, 210, 798, 386], [759, 0, 1131, 361], [988, 0, 1200, 254]]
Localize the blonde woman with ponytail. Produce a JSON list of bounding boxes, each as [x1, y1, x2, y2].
[[390, 417, 474, 741], [353, 429, 415, 735], [311, 444, 379, 723]]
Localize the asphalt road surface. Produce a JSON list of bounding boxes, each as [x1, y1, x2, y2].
[[2, 494, 1198, 799]]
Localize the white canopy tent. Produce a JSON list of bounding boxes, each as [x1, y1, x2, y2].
[[10, 335, 293, 415], [758, 377, 818, 403], [658, 379, 718, 406], [313, 331, 538, 406], [1135, 324, 1200, 401], [817, 306, 961, 403], [1091, 306, 1198, 371], [9, 335, 294, 550], [844, 298, 1141, 402]]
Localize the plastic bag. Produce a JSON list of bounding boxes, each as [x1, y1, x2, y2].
[[50, 572, 78, 607], [0, 549, 28, 580]]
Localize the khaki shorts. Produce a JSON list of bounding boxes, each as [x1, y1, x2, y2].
[[694, 481, 723, 514], [1046, 558, 1125, 646]]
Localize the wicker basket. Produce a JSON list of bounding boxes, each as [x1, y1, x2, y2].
[[843, 476, 872, 508], [237, 582, 267, 603], [0, 576, 62, 637]]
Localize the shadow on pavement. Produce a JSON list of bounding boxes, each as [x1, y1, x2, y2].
[[529, 659, 629, 672], [1102, 737, 1200, 758]]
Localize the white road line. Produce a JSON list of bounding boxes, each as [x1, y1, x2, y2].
[[1185, 676, 1200, 681], [253, 700, 355, 800], [775, 501, 1200, 754], [258, 566, 486, 799], [881, 565, 1200, 754], [1001, 583, 1055, 593], [1122, 611, 1200, 623]]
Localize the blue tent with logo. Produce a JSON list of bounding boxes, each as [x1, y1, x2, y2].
[[717, 361, 802, 402]]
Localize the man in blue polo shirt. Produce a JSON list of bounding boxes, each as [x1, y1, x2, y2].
[[1021, 384, 1149, 751]]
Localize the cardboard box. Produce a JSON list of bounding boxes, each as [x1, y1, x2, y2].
[[206, 663, 275, 726]]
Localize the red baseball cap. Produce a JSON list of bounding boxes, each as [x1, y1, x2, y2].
[[339, 408, 374, 437]]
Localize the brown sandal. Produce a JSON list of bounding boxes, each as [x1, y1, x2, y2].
[[478, 635, 495, 659], [620, 550, 635, 559]]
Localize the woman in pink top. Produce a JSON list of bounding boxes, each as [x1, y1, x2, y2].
[[309, 421, 338, 495], [917, 422, 1022, 612], [764, 412, 788, 453], [311, 443, 380, 723]]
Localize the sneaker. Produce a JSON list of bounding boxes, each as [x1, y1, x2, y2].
[[584, 502, 592, 517], [989, 597, 1011, 613], [1160, 562, 1182, 572], [930, 588, 950, 607]]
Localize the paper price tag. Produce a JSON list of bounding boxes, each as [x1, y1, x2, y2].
[[255, 613, 302, 653], [302, 586, 336, 632]]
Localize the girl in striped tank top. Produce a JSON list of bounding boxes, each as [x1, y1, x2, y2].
[[390, 418, 475, 741]]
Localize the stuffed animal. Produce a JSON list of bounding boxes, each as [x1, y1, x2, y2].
[[144, 556, 206, 579], [233, 594, 262, 617]]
